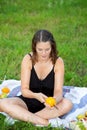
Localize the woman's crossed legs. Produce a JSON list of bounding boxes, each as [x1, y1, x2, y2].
[[0, 98, 48, 126], [0, 97, 72, 126]]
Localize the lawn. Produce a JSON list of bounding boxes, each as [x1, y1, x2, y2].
[[0, 114, 65, 130], [0, 0, 87, 129], [0, 0, 87, 87]]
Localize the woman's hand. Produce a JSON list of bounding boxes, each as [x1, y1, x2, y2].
[[34, 92, 48, 103], [34, 93, 56, 109]]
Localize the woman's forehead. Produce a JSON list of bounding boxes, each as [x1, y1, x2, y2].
[[36, 41, 51, 48]]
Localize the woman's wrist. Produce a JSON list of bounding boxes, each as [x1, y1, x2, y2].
[[55, 95, 63, 104]]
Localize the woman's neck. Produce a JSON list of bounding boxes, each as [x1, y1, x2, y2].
[[37, 58, 51, 64]]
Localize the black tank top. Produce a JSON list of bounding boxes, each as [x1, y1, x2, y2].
[[18, 54, 55, 112], [29, 66, 54, 97]]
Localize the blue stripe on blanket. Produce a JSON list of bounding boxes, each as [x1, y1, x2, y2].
[[61, 94, 87, 119], [8, 86, 21, 97]]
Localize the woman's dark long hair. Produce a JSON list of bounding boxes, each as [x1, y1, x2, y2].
[[31, 29, 58, 65]]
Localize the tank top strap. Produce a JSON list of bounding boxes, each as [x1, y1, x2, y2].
[[28, 53, 32, 57]]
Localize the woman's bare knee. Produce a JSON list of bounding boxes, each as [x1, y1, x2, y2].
[[0, 98, 11, 111], [0, 97, 28, 112], [63, 98, 73, 111]]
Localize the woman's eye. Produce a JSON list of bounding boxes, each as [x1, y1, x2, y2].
[[46, 48, 50, 51], [38, 49, 42, 51], [46, 49, 49, 51]]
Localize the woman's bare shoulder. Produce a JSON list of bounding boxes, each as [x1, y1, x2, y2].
[[23, 53, 32, 60], [21, 54, 32, 69], [54, 57, 64, 71], [56, 57, 64, 65]]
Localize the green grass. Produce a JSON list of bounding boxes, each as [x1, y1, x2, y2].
[[0, 114, 65, 130], [0, 0, 87, 129], [0, 0, 87, 87]]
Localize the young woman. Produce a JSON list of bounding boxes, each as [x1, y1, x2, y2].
[[0, 30, 73, 126]]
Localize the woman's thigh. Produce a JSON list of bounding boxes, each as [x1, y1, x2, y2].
[[0, 97, 28, 111]]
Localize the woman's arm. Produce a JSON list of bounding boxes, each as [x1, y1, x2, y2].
[[21, 54, 34, 98], [21, 54, 47, 103], [53, 57, 64, 104]]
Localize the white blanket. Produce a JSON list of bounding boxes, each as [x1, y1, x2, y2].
[[0, 79, 87, 128]]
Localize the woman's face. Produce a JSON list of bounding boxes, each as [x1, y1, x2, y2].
[[36, 41, 51, 61]]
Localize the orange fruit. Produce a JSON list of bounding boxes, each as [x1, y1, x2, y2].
[[45, 97, 56, 107], [1, 87, 10, 94]]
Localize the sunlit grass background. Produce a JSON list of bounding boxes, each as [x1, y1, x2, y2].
[[0, 0, 87, 130], [0, 0, 87, 87]]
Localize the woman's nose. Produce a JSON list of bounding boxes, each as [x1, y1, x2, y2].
[[42, 50, 46, 54]]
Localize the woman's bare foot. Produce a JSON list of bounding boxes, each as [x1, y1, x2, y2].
[[28, 114, 49, 126]]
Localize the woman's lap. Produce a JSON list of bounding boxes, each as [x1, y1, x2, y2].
[[18, 95, 45, 113]]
